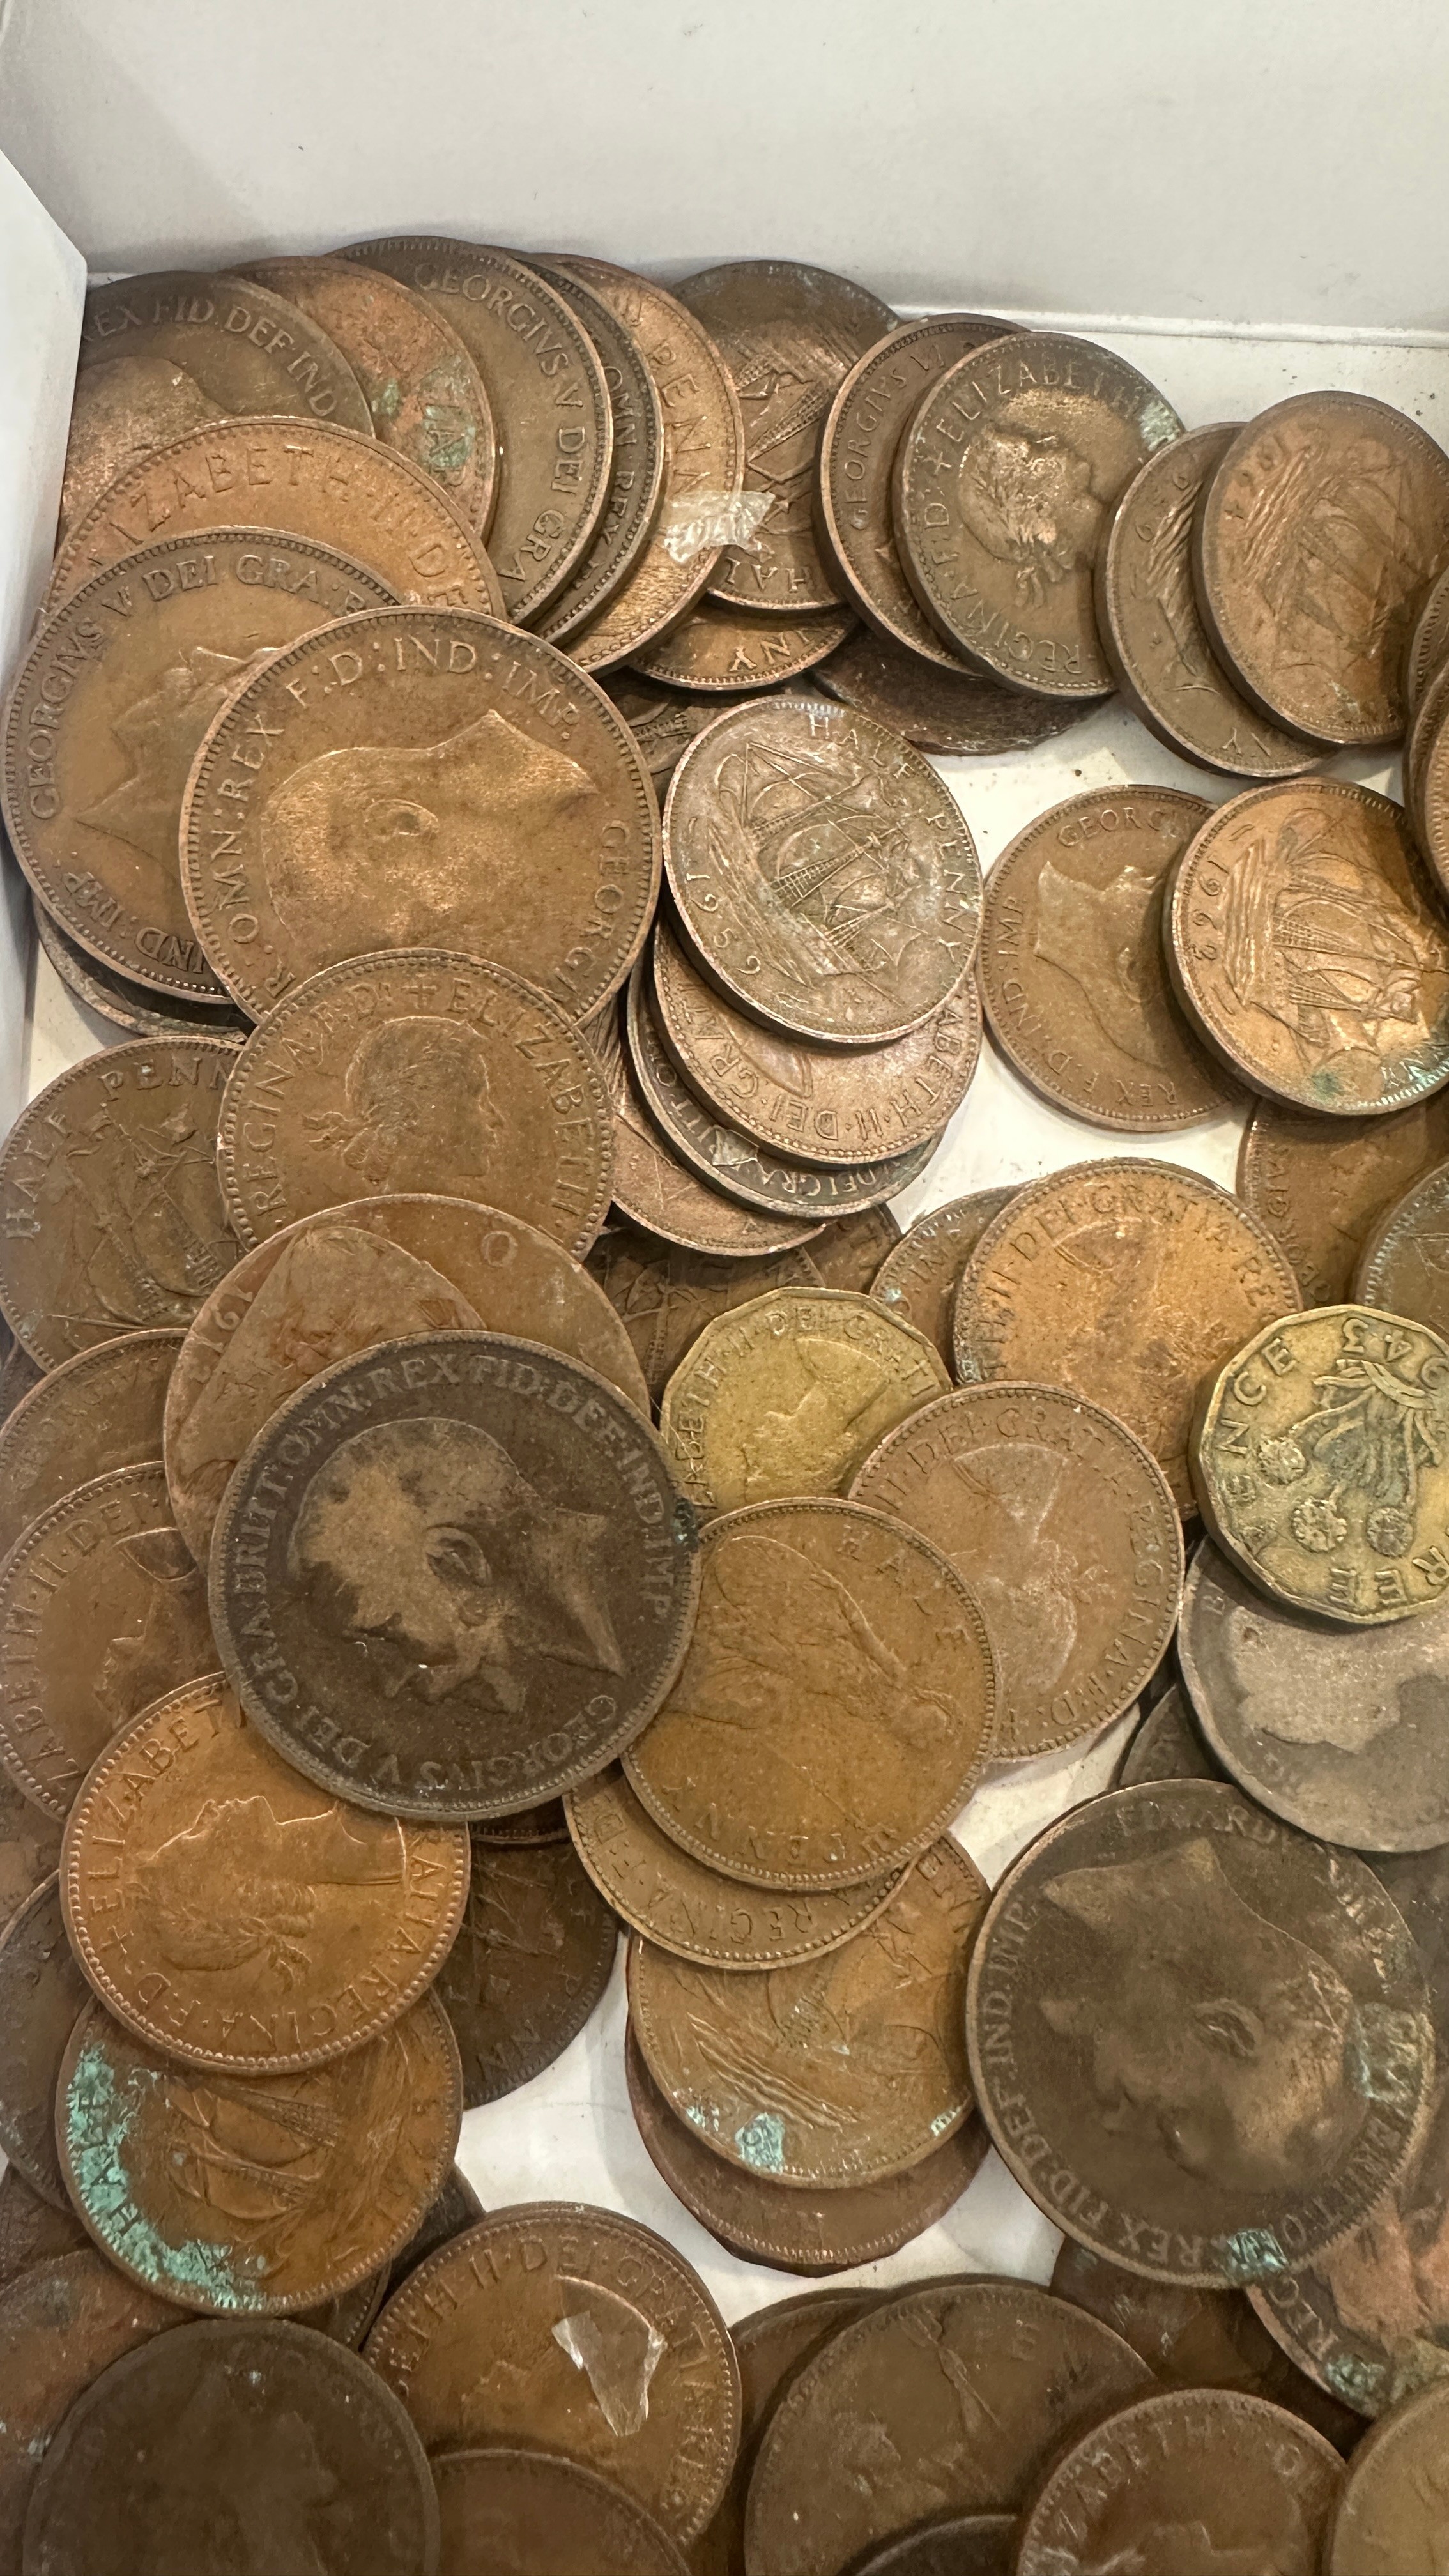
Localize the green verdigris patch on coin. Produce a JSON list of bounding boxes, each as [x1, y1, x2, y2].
[[63, 2034, 260, 2310]]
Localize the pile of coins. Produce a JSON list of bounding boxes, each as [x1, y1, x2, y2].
[[0, 243, 1446, 2566]]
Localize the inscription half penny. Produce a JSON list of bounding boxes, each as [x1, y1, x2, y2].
[[434, 1830, 617, 2107], [0, 1876, 89, 2207], [0, 1328, 181, 1561], [1238, 1093, 1449, 1308], [868, 1187, 1016, 1367]]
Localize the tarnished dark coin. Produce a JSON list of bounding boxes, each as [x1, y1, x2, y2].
[[602, 677, 772, 790], [744, 2278, 1151, 2576], [62, 270, 372, 533], [625, 1498, 993, 1888], [979, 785, 1236, 1131], [1326, 2379, 1449, 2572], [809, 623, 1088, 754], [232, 253, 498, 535], [1115, 1678, 1225, 1786], [845, 2523, 1015, 2576], [303, 2267, 390, 2350], [0, 2168, 87, 2291], [435, 1829, 616, 2107], [59, 1989, 461, 2313], [1096, 425, 1316, 775], [33, 903, 251, 1041], [215, 951, 613, 1257], [181, 605, 659, 1022], [585, 1223, 822, 1404], [849, 1383, 1183, 1759], [632, 599, 854, 691], [1356, 1153, 1449, 1333], [806, 1203, 901, 1291], [952, 1157, 1300, 1513], [62, 1674, 471, 2073], [664, 694, 981, 1045], [0, 1036, 240, 1368], [0, 1462, 214, 1821], [163, 1194, 647, 1567], [1239, 1093, 1449, 1308], [966, 1778, 1432, 2287], [1016, 2386, 1342, 2576], [527, 261, 668, 648], [435, 2448, 687, 2576], [1196, 392, 1449, 747], [341, 237, 613, 624], [0, 1876, 89, 2207], [868, 1187, 1015, 1367], [0, 1770, 63, 1924], [692, 2289, 882, 2576], [0, 1328, 181, 1560], [386, 2163, 486, 2298], [471, 1802, 569, 1848], [365, 2202, 740, 2542], [210, 1331, 699, 1822], [894, 332, 1181, 696], [0, 2250, 176, 2563], [22, 2315, 440, 2575], [1406, 562, 1449, 711]]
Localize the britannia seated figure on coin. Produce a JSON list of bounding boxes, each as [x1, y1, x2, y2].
[[84, 645, 274, 885], [302, 1018, 503, 1195]]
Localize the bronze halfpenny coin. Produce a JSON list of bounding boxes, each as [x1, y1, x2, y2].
[[869, 1187, 1016, 1367], [693, 2289, 882, 2576], [434, 1829, 617, 2107], [585, 1223, 822, 1406], [32, 898, 250, 1041], [0, 1772, 63, 1931], [810, 622, 1089, 755], [805, 1202, 901, 1290], [528, 260, 668, 648], [1116, 1679, 1225, 1787], [0, 1876, 89, 2207], [0, 2166, 88, 2290], [979, 785, 1237, 1130], [664, 694, 981, 1045], [1406, 563, 1449, 712], [1239, 1093, 1449, 1308], [365, 2203, 741, 2543], [435, 2448, 688, 2576], [0, 1327, 181, 1560], [386, 2163, 486, 2299], [849, 1383, 1182, 1759], [1326, 2378, 1449, 2571], [215, 950, 613, 1256], [603, 675, 774, 788], [1196, 392, 1449, 747], [1356, 1153, 1449, 1333], [624, 1498, 994, 1889], [966, 1778, 1432, 2286], [633, 597, 854, 693], [210, 1330, 699, 1822], [0, 2249, 178, 2563]]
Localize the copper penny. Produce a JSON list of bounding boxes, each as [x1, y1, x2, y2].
[[0, 2249, 178, 2563], [1116, 1678, 1225, 1787], [745, 2278, 1151, 2576], [691, 2288, 882, 2576], [22, 2314, 440, 2572], [32, 902, 251, 1042], [966, 1777, 1432, 2286], [434, 1828, 617, 2107], [628, 1835, 984, 2185], [979, 785, 1236, 1131], [61, 1673, 471, 2073], [849, 1382, 1182, 1759], [0, 1770, 65, 1924], [952, 1156, 1301, 1513], [231, 253, 498, 536], [164, 1193, 646, 1567], [0, 1328, 181, 1561], [62, 270, 371, 533], [0, 1462, 215, 1823], [632, 599, 854, 692], [435, 2448, 688, 2576], [531, 261, 669, 647], [365, 2202, 740, 2542], [181, 605, 659, 1022], [341, 236, 613, 624], [1096, 425, 1316, 776], [625, 1498, 993, 1889], [565, 1764, 903, 1970], [59, 1988, 460, 2314], [844, 2525, 1014, 2576], [664, 694, 981, 1045], [387, 2163, 486, 2298], [894, 332, 1181, 696], [809, 622, 1089, 755], [215, 950, 613, 1257], [1406, 562, 1449, 712], [585, 1222, 823, 1406], [1196, 392, 1449, 747], [1239, 1092, 1449, 1308], [0, 2167, 87, 2291], [806, 1202, 901, 1291], [1016, 2387, 1342, 2575], [1357, 1153, 1449, 1332], [210, 1330, 699, 1822], [657, 1284, 950, 1514], [1327, 2378, 1449, 2570], [0, 1876, 89, 2207], [868, 1186, 1015, 1367], [603, 676, 774, 790]]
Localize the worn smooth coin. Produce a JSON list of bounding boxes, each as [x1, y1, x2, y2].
[[435, 2448, 687, 2576], [692, 2289, 881, 2576], [1356, 1153, 1449, 1334], [585, 1223, 822, 1406], [1239, 1094, 1449, 1308], [1115, 1678, 1225, 1786], [0, 1328, 181, 1560], [33, 901, 251, 1042], [810, 622, 1089, 754], [868, 1188, 1015, 1367], [632, 599, 854, 692], [0, 1774, 63, 1939], [1326, 2377, 1449, 2571], [0, 1877, 89, 2207], [0, 2250, 178, 2565], [0, 2168, 88, 2292], [435, 1830, 617, 2108]]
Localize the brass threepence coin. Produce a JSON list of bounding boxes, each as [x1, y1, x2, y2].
[[215, 950, 613, 1255], [365, 2203, 740, 2543], [50, 417, 500, 615], [745, 2278, 1151, 2576], [1116, 1679, 1225, 1786], [846, 2526, 1015, 2576], [565, 1763, 903, 1970], [164, 1192, 647, 1564], [979, 785, 1236, 1130], [0, 1327, 181, 1560], [850, 1383, 1182, 1759], [182, 604, 659, 1021], [341, 236, 613, 624], [525, 261, 668, 652], [625, 1498, 993, 1889], [868, 1186, 1015, 1367], [789, 1200, 900, 1288], [23, 2317, 439, 2573], [1196, 392, 1449, 746], [674, 260, 896, 613], [0, 1877, 89, 2206], [966, 1778, 1431, 2286], [1096, 425, 1315, 776], [435, 2449, 688, 2576], [210, 1331, 699, 1821], [628, 1835, 984, 2184], [62, 269, 372, 533], [232, 252, 498, 535], [1326, 2378, 1449, 2570], [585, 1223, 822, 1406], [658, 1284, 949, 1514], [811, 621, 1089, 754], [59, 1989, 461, 2313], [0, 1773, 62, 1926], [693, 2289, 880, 2576], [953, 1157, 1300, 1512], [894, 331, 1181, 696], [1239, 1093, 1449, 1308], [1406, 563, 1449, 712], [1015, 2387, 1342, 2576], [1179, 1538, 1449, 1849], [1357, 1154, 1449, 1334], [33, 899, 250, 1039], [631, 595, 854, 691], [62, 1674, 471, 2073], [434, 1829, 617, 2107], [0, 1462, 214, 1821], [0, 2168, 87, 2290], [664, 694, 981, 1044], [0, 1034, 240, 1368], [0, 2250, 177, 2563], [1193, 1303, 1449, 1623]]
